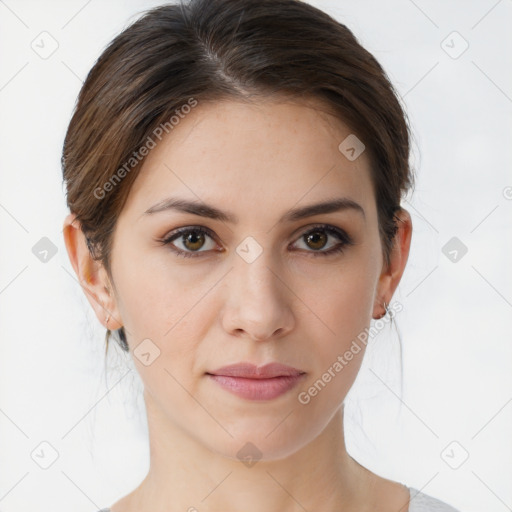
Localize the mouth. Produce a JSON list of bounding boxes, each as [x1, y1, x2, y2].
[[206, 362, 307, 401]]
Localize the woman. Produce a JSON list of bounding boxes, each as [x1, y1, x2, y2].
[[62, 0, 460, 510]]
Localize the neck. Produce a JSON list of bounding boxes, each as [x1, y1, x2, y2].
[[125, 394, 375, 512]]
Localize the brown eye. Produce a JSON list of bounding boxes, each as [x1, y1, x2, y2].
[[292, 224, 353, 257], [304, 230, 328, 251], [160, 227, 218, 258], [159, 224, 353, 260], [182, 230, 206, 251]]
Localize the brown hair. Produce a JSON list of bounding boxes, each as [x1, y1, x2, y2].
[[61, 0, 415, 354]]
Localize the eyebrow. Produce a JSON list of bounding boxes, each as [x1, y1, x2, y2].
[[143, 196, 365, 223]]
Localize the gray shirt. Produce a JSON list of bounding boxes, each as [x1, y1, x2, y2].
[[97, 486, 460, 511], [408, 487, 460, 511]]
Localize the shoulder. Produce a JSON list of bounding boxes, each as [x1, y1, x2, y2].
[[408, 487, 461, 512]]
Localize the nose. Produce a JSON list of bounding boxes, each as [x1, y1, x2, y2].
[[220, 252, 295, 341]]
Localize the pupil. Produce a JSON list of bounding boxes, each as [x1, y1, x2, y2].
[[185, 231, 204, 250], [307, 231, 327, 250]]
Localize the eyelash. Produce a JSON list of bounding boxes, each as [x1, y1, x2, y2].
[[157, 224, 354, 259]]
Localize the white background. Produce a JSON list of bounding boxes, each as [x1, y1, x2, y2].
[[0, 1, 511, 511]]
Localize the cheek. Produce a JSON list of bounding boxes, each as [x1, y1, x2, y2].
[[296, 291, 371, 417], [298, 260, 376, 336], [112, 245, 199, 335], [295, 257, 377, 391], [307, 288, 370, 386], [111, 249, 210, 375]]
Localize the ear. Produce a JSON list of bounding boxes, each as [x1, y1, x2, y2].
[[372, 208, 412, 319], [62, 213, 123, 330]]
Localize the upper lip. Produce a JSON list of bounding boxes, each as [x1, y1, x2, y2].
[[207, 362, 306, 379]]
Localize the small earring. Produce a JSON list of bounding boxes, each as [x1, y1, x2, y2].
[[374, 300, 388, 320], [105, 314, 110, 328]]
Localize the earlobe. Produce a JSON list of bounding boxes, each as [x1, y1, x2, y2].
[[372, 299, 389, 320], [62, 213, 123, 331]]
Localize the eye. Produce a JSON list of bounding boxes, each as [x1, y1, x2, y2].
[[290, 224, 353, 257], [158, 226, 219, 258], [157, 223, 353, 259]]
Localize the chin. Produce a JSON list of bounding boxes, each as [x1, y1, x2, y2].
[[199, 418, 319, 463]]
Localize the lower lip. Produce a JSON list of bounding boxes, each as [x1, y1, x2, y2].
[[207, 374, 306, 401]]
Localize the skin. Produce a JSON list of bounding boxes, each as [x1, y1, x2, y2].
[[63, 97, 412, 512]]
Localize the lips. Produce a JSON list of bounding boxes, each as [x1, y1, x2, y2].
[[206, 362, 307, 401], [207, 362, 305, 379]]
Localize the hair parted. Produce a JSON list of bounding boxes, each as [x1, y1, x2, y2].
[[62, 0, 415, 353]]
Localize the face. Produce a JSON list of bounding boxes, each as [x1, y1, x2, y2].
[[65, 97, 411, 461]]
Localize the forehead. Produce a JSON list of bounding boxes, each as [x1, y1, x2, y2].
[[121, 98, 375, 223]]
